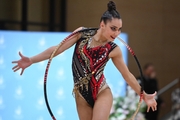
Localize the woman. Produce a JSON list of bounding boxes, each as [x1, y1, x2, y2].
[[12, 1, 157, 120]]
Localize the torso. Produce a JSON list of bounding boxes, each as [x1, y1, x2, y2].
[[72, 28, 117, 107]]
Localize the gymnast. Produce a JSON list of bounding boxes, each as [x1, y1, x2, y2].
[[12, 1, 157, 120]]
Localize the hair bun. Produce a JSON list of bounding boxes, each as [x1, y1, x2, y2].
[[107, 1, 116, 11]]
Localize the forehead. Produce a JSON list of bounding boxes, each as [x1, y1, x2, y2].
[[106, 18, 122, 27]]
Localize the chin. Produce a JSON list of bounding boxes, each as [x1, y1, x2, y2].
[[109, 37, 115, 41]]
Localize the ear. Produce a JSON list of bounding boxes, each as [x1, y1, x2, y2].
[[100, 21, 105, 28]]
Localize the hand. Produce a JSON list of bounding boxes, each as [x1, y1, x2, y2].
[[12, 52, 32, 75], [143, 91, 157, 112]]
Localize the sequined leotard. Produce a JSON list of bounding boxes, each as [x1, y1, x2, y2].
[[72, 29, 117, 107]]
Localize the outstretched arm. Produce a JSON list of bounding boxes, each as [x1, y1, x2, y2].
[[30, 27, 82, 63], [12, 27, 83, 75], [109, 46, 157, 112]]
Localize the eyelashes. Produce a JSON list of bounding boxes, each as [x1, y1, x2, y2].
[[110, 27, 122, 32], [110, 27, 116, 31]]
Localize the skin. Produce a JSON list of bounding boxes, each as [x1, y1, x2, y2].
[[12, 18, 157, 120]]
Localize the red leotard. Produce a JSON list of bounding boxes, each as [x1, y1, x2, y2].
[[72, 29, 117, 107]]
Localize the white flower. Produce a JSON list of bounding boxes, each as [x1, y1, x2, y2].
[[113, 99, 117, 105], [122, 104, 128, 109], [110, 118, 116, 120], [116, 108, 123, 113], [110, 85, 146, 120], [135, 113, 145, 120], [117, 114, 126, 120], [122, 109, 129, 115]]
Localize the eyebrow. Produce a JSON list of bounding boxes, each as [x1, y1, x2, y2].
[[111, 25, 122, 30]]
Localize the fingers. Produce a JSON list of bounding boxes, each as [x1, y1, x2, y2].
[[151, 106, 157, 111], [13, 67, 21, 72], [147, 106, 150, 112], [12, 61, 18, 63], [12, 52, 25, 75], [20, 69, 24, 75], [19, 51, 24, 58], [153, 91, 157, 96], [154, 106, 157, 111], [12, 52, 24, 63], [151, 106, 155, 111], [12, 65, 18, 70], [12, 65, 21, 72], [12, 65, 24, 75], [147, 106, 157, 112]]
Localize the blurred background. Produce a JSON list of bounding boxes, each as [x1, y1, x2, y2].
[[0, 0, 180, 120]]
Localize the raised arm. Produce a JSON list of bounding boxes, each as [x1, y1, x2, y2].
[[12, 27, 83, 75], [109, 46, 157, 112]]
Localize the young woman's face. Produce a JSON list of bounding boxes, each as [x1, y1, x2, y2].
[[101, 18, 122, 41]]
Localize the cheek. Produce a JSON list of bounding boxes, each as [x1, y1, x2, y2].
[[118, 31, 121, 35], [103, 31, 111, 39], [104, 29, 113, 37]]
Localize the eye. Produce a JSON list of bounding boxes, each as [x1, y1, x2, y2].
[[118, 27, 122, 32], [110, 27, 116, 31]]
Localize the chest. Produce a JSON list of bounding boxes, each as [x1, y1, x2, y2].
[[77, 39, 111, 65]]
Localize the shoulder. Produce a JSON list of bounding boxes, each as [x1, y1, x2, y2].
[[72, 27, 84, 40], [81, 27, 98, 38], [109, 45, 122, 58], [73, 27, 98, 33], [73, 27, 98, 40], [108, 41, 118, 49], [73, 27, 84, 32]]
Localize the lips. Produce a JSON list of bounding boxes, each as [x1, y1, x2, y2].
[[111, 36, 115, 39]]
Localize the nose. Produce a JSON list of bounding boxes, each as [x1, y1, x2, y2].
[[114, 30, 121, 37]]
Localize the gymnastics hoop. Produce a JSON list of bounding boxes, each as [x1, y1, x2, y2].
[[43, 28, 144, 120], [43, 28, 98, 120], [117, 37, 144, 120]]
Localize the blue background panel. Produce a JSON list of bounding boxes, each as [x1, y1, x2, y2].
[[0, 31, 128, 120]]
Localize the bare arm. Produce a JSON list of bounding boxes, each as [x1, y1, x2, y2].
[[109, 46, 141, 95], [109, 46, 157, 112], [30, 27, 82, 63], [12, 27, 83, 75]]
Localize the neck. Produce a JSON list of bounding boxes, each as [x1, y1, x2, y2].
[[93, 29, 108, 43]]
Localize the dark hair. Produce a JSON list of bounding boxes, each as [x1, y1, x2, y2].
[[143, 63, 154, 70], [100, 1, 121, 24]]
